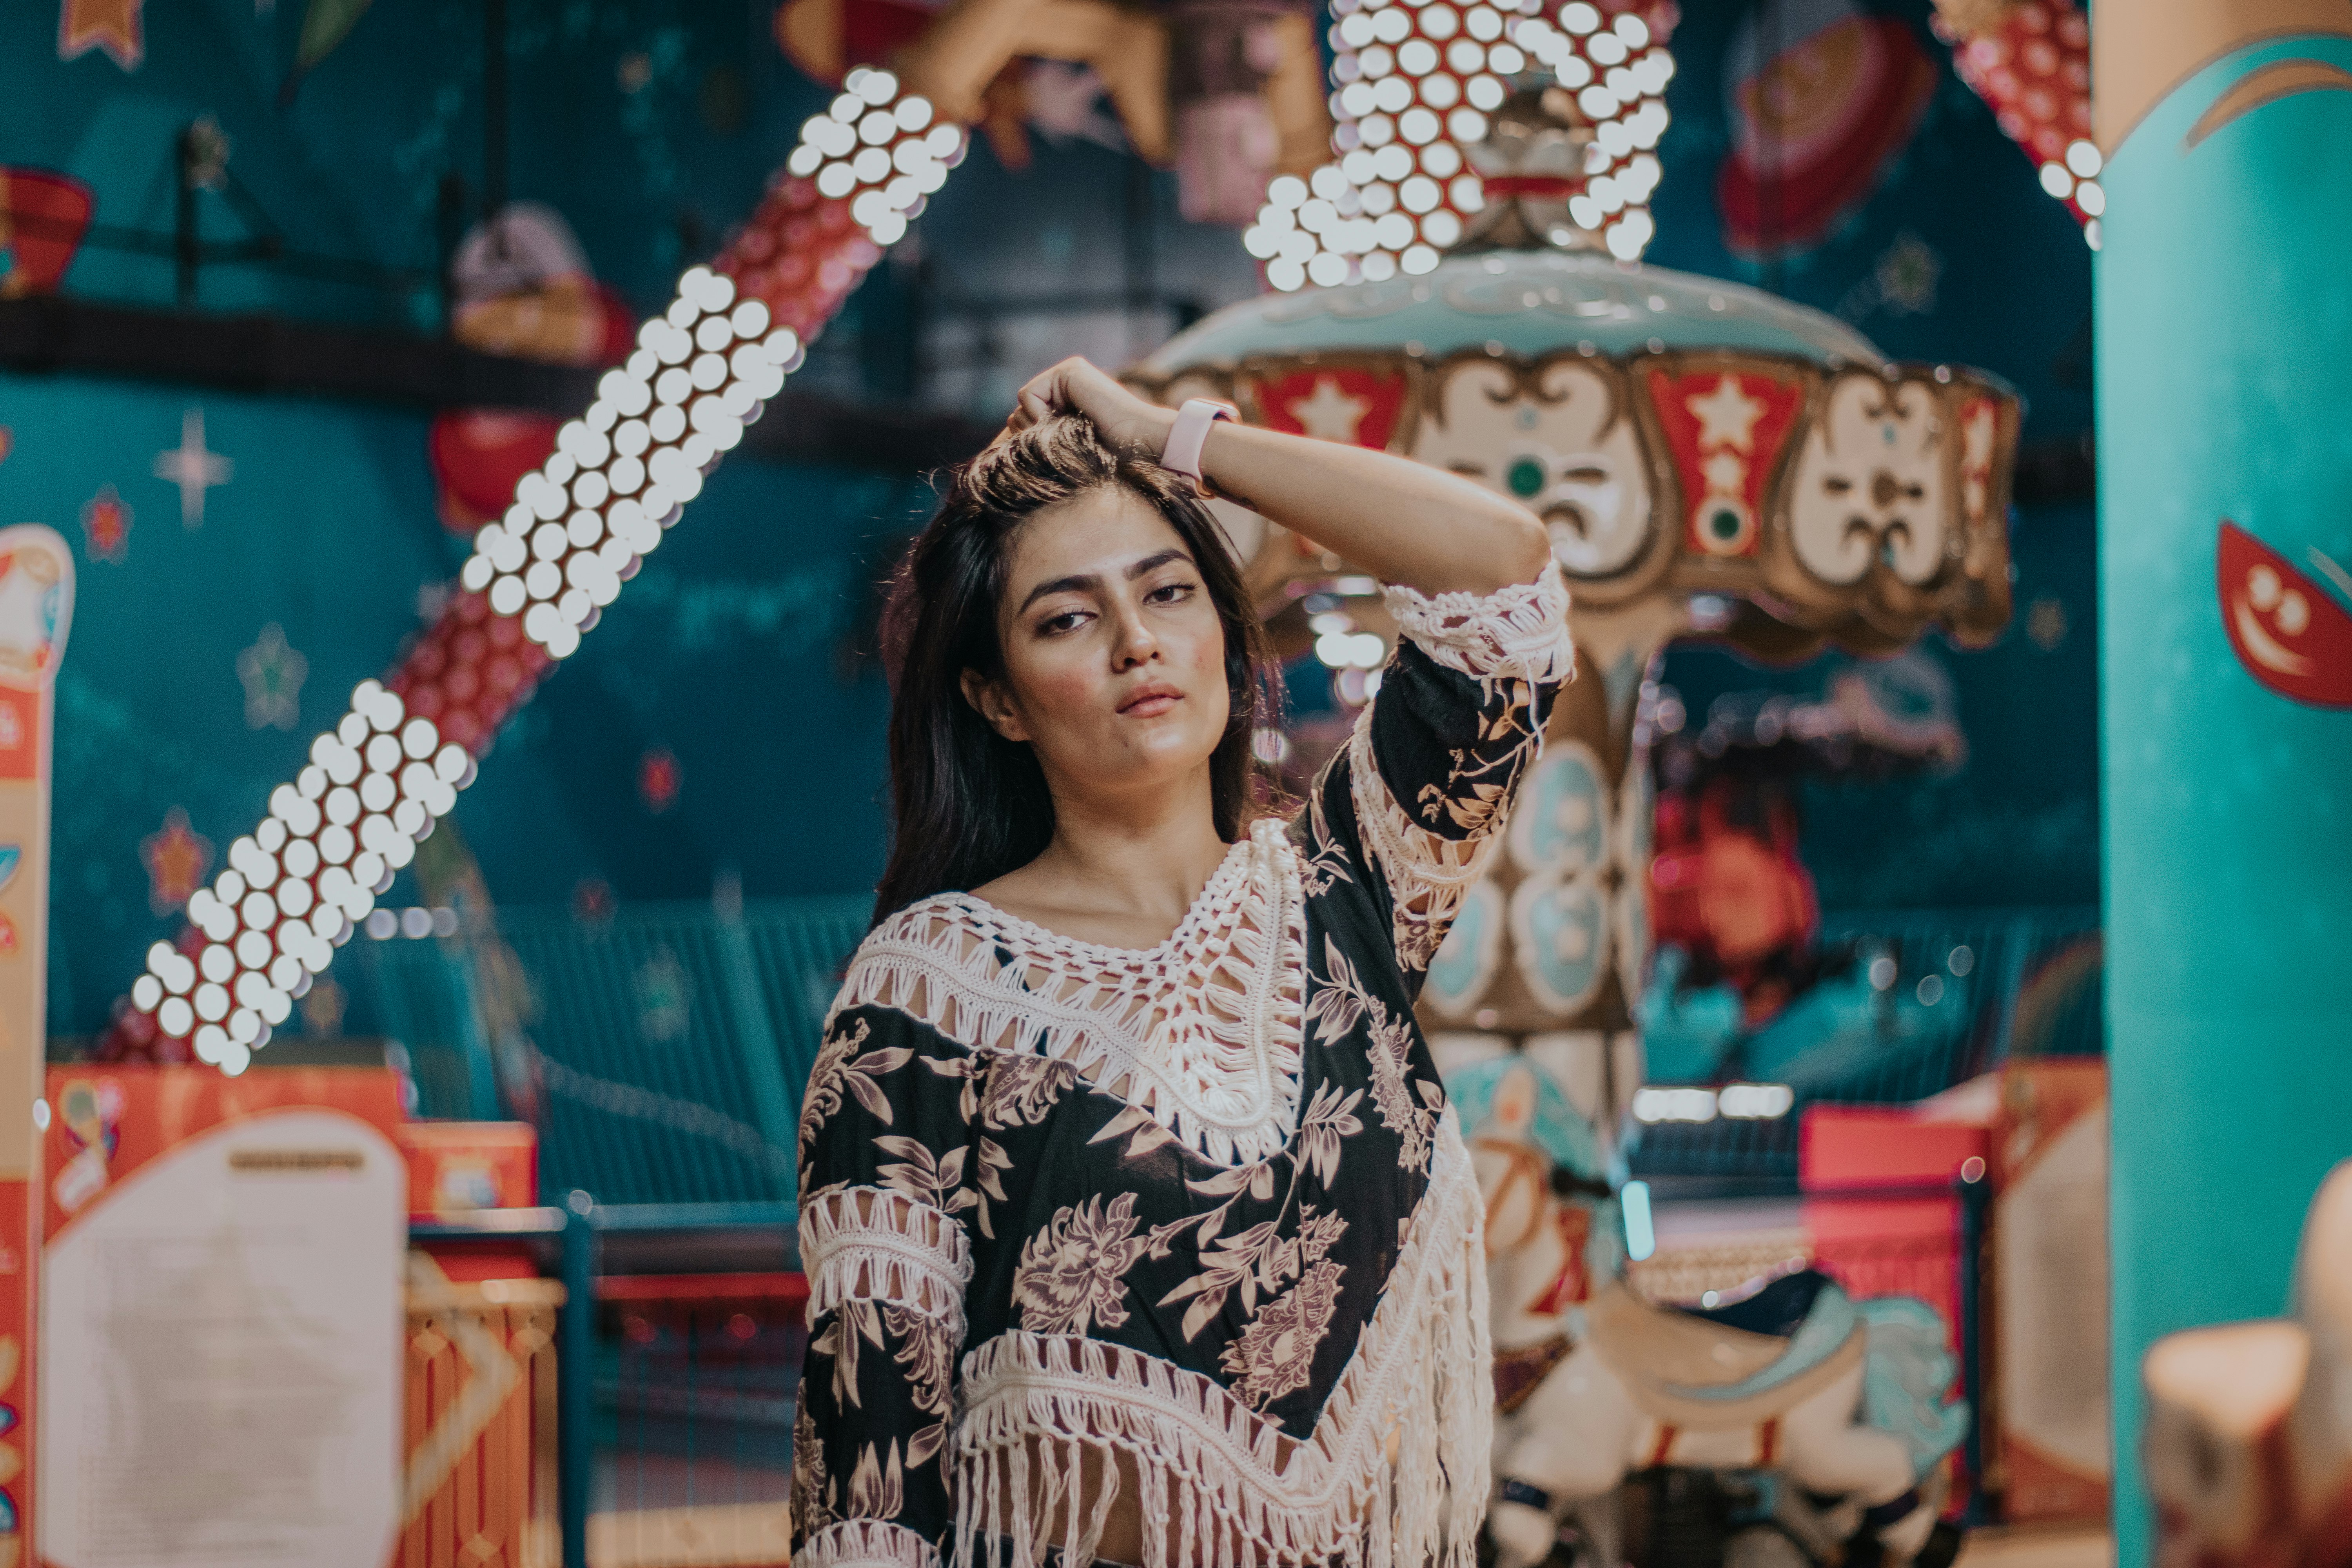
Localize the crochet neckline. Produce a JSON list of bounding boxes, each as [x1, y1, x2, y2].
[[841, 817, 1307, 1166], [933, 819, 1284, 963]]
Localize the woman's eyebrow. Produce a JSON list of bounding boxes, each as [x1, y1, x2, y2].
[[1126, 548, 1192, 579], [1016, 549, 1194, 613]]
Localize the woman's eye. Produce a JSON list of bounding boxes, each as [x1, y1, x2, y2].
[[1147, 581, 1197, 604], [1039, 610, 1089, 635]]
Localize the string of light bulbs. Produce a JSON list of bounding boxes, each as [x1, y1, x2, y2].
[[1246, 0, 1674, 290], [461, 69, 960, 660], [127, 68, 964, 1074], [1932, 0, 2101, 247]]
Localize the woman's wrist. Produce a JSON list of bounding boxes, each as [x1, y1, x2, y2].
[[1132, 404, 1179, 463]]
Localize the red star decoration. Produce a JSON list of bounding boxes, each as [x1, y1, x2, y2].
[[639, 748, 681, 814], [80, 483, 130, 564], [57, 0, 144, 70], [572, 877, 615, 923], [140, 807, 212, 915]]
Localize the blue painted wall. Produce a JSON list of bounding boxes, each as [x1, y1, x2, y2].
[[2098, 35, 2352, 1564], [0, 369, 929, 1036]]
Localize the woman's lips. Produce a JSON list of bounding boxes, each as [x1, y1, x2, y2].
[[1118, 686, 1183, 717]]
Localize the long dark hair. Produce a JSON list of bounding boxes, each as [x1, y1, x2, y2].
[[872, 415, 1283, 925]]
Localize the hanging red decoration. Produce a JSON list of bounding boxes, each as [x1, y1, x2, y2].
[[428, 411, 564, 534], [638, 748, 681, 814], [0, 168, 94, 297], [1715, 0, 1937, 258]]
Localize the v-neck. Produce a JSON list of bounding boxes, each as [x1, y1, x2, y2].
[[943, 824, 1266, 961]]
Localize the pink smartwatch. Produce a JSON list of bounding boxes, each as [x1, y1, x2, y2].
[[1159, 398, 1236, 497]]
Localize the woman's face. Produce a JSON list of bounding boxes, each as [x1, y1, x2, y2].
[[964, 486, 1231, 807]]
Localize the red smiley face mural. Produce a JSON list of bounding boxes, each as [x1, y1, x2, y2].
[[2218, 521, 2352, 709]]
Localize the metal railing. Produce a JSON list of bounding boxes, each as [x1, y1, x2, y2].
[[415, 1196, 803, 1568], [358, 897, 872, 1203]]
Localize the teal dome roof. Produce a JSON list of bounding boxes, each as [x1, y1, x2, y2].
[[1139, 249, 1884, 372]]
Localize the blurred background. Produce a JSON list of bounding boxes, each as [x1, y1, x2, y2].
[[2, 0, 2177, 1563]]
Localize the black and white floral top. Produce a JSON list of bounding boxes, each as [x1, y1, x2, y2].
[[794, 566, 1572, 1568]]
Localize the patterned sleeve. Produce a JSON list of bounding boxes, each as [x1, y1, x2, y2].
[[793, 1006, 977, 1568], [1299, 562, 1572, 981]]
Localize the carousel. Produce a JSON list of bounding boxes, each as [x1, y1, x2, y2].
[[1129, 105, 2022, 1566]]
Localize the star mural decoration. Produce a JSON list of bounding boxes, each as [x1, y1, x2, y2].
[[299, 976, 346, 1038], [79, 484, 131, 564], [639, 747, 681, 814], [1286, 377, 1373, 444], [236, 622, 307, 730], [1688, 376, 1769, 452], [56, 0, 144, 70], [154, 407, 232, 526], [140, 807, 212, 915], [573, 877, 616, 924]]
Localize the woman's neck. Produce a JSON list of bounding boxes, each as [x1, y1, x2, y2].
[[974, 767, 1233, 950]]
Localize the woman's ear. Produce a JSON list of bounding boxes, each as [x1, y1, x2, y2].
[[960, 669, 1031, 742]]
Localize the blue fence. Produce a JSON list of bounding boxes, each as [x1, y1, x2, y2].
[[357, 897, 871, 1205]]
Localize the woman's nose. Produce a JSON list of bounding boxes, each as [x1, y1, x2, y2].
[[1109, 606, 1160, 668]]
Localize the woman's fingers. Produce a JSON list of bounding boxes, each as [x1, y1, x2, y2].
[[1013, 358, 1095, 421], [1006, 359, 1172, 458], [1011, 358, 1060, 415]]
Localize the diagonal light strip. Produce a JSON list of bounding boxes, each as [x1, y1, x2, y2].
[[130, 68, 964, 1075]]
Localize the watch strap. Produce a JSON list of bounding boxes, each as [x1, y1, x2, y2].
[[1159, 398, 1236, 495]]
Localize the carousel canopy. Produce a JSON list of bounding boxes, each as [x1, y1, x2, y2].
[[1131, 241, 2019, 658]]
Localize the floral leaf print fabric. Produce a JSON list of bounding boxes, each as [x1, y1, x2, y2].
[[1013, 1194, 1151, 1334], [1319, 564, 1572, 974], [795, 566, 1570, 1568], [1222, 1257, 1347, 1409], [802, 1020, 913, 1140]]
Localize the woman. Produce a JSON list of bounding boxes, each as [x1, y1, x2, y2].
[[794, 357, 1570, 1568]]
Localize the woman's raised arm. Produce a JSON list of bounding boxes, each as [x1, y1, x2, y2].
[[1007, 357, 1553, 599]]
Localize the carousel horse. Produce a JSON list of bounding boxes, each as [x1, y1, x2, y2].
[[1451, 1054, 1624, 1565], [1446, 1056, 1968, 1568]]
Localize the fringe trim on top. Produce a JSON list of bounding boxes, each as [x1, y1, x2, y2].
[[800, 1518, 946, 1568], [947, 1112, 1492, 1568], [804, 1184, 975, 1341], [830, 820, 1308, 1167], [1382, 563, 1575, 686]]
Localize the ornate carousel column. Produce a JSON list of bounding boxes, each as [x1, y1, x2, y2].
[[2096, 5, 2352, 1561], [1134, 184, 2018, 1147]]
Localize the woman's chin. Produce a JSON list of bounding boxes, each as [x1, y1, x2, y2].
[[1055, 731, 1221, 794]]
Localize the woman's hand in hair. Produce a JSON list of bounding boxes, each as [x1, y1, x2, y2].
[[1008, 358, 1176, 463]]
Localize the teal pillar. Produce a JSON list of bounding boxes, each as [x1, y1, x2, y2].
[[2099, 24, 2352, 1566]]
